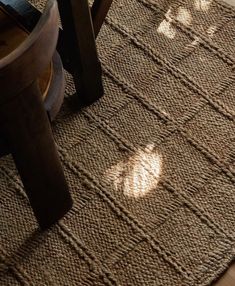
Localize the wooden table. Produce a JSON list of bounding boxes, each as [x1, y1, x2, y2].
[[0, 0, 113, 105]]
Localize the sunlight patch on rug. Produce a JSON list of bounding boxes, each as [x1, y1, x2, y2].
[[176, 7, 192, 26], [207, 25, 217, 38], [157, 19, 176, 39], [106, 144, 162, 198], [194, 0, 212, 11], [157, 8, 176, 39]]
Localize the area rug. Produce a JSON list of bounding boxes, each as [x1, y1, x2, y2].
[[1, 0, 235, 285]]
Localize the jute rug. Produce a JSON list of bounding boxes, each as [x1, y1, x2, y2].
[[1, 0, 235, 285]]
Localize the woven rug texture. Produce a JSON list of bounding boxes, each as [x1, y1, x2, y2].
[[1, 0, 235, 285]]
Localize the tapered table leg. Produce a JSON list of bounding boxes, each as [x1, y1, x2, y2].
[[91, 0, 113, 38], [57, 0, 104, 106], [0, 82, 72, 230]]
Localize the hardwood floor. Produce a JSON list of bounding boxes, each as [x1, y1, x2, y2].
[[213, 262, 235, 286], [222, 0, 235, 6]]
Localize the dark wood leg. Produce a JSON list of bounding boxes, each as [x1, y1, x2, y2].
[[91, 0, 113, 38], [0, 82, 72, 230], [56, 0, 104, 106]]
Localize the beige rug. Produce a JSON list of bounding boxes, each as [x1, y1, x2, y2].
[[1, 0, 235, 285]]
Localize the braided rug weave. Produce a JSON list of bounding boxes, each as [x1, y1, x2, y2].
[[1, 0, 235, 285]]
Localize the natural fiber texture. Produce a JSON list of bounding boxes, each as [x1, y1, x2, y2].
[[1, 0, 235, 285]]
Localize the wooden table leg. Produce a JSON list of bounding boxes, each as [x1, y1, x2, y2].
[[91, 0, 113, 38], [0, 82, 72, 230], [56, 0, 104, 106]]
